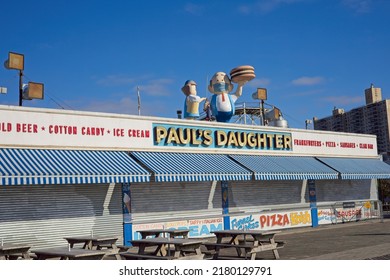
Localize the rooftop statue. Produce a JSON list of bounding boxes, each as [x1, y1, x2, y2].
[[181, 80, 206, 120], [208, 65, 255, 122]]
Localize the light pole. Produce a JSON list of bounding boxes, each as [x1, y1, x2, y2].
[[4, 52, 44, 106], [252, 88, 267, 125], [137, 86, 141, 116]]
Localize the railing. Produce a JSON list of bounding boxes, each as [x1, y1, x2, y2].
[[329, 200, 383, 224], [197, 101, 271, 122]]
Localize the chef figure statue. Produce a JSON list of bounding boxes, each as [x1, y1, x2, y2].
[[181, 80, 206, 119], [208, 66, 255, 123]]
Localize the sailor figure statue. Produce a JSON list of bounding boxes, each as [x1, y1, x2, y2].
[[208, 65, 255, 123], [181, 80, 206, 120]]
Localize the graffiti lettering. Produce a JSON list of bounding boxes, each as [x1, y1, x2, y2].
[[189, 224, 223, 237], [231, 215, 259, 230], [290, 211, 311, 225], [259, 214, 289, 228], [336, 209, 361, 218]]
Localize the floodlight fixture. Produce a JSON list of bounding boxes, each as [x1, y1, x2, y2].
[[252, 88, 267, 101], [257, 88, 267, 100], [24, 82, 44, 100], [271, 107, 281, 119], [4, 52, 24, 71], [4, 51, 44, 106]]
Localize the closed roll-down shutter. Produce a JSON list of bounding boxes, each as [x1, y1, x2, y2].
[[130, 180, 303, 222], [312, 180, 371, 202], [0, 184, 123, 249], [228, 180, 302, 211], [131, 181, 223, 222]]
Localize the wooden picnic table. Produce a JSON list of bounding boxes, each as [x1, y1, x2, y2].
[[32, 247, 107, 260], [120, 237, 204, 260], [0, 243, 31, 260], [206, 229, 284, 260], [137, 229, 190, 239], [64, 235, 120, 260]]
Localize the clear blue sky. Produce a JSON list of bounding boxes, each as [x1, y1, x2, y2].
[[1, 0, 390, 128]]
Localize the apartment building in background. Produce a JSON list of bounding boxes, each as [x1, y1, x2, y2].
[[313, 84, 390, 157]]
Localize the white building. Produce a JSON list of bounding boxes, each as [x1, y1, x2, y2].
[[0, 105, 389, 249]]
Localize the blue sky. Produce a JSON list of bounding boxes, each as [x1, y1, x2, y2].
[[1, 0, 390, 128]]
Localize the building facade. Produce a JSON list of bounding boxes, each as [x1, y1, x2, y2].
[[1, 105, 389, 250], [313, 85, 390, 156]]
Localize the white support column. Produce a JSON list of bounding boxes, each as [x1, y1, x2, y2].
[[207, 181, 217, 209], [102, 183, 116, 215], [370, 179, 379, 200], [300, 180, 308, 203]]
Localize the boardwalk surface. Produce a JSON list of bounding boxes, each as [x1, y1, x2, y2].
[[214, 218, 390, 260]]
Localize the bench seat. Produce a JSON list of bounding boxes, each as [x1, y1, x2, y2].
[[120, 252, 173, 260], [203, 241, 284, 260], [236, 238, 287, 247], [203, 242, 254, 250], [119, 252, 205, 260]]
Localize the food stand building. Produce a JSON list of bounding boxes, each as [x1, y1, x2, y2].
[[1, 105, 389, 248]]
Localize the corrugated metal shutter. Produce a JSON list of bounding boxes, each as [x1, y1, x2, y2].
[[229, 180, 302, 211], [130, 180, 303, 222], [311, 179, 371, 202], [131, 181, 222, 222], [0, 184, 123, 249]]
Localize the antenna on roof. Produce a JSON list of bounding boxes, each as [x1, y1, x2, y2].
[[137, 86, 141, 116]]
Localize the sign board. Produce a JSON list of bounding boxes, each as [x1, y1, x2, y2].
[[0, 105, 379, 158], [342, 202, 356, 209], [364, 201, 372, 209]]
